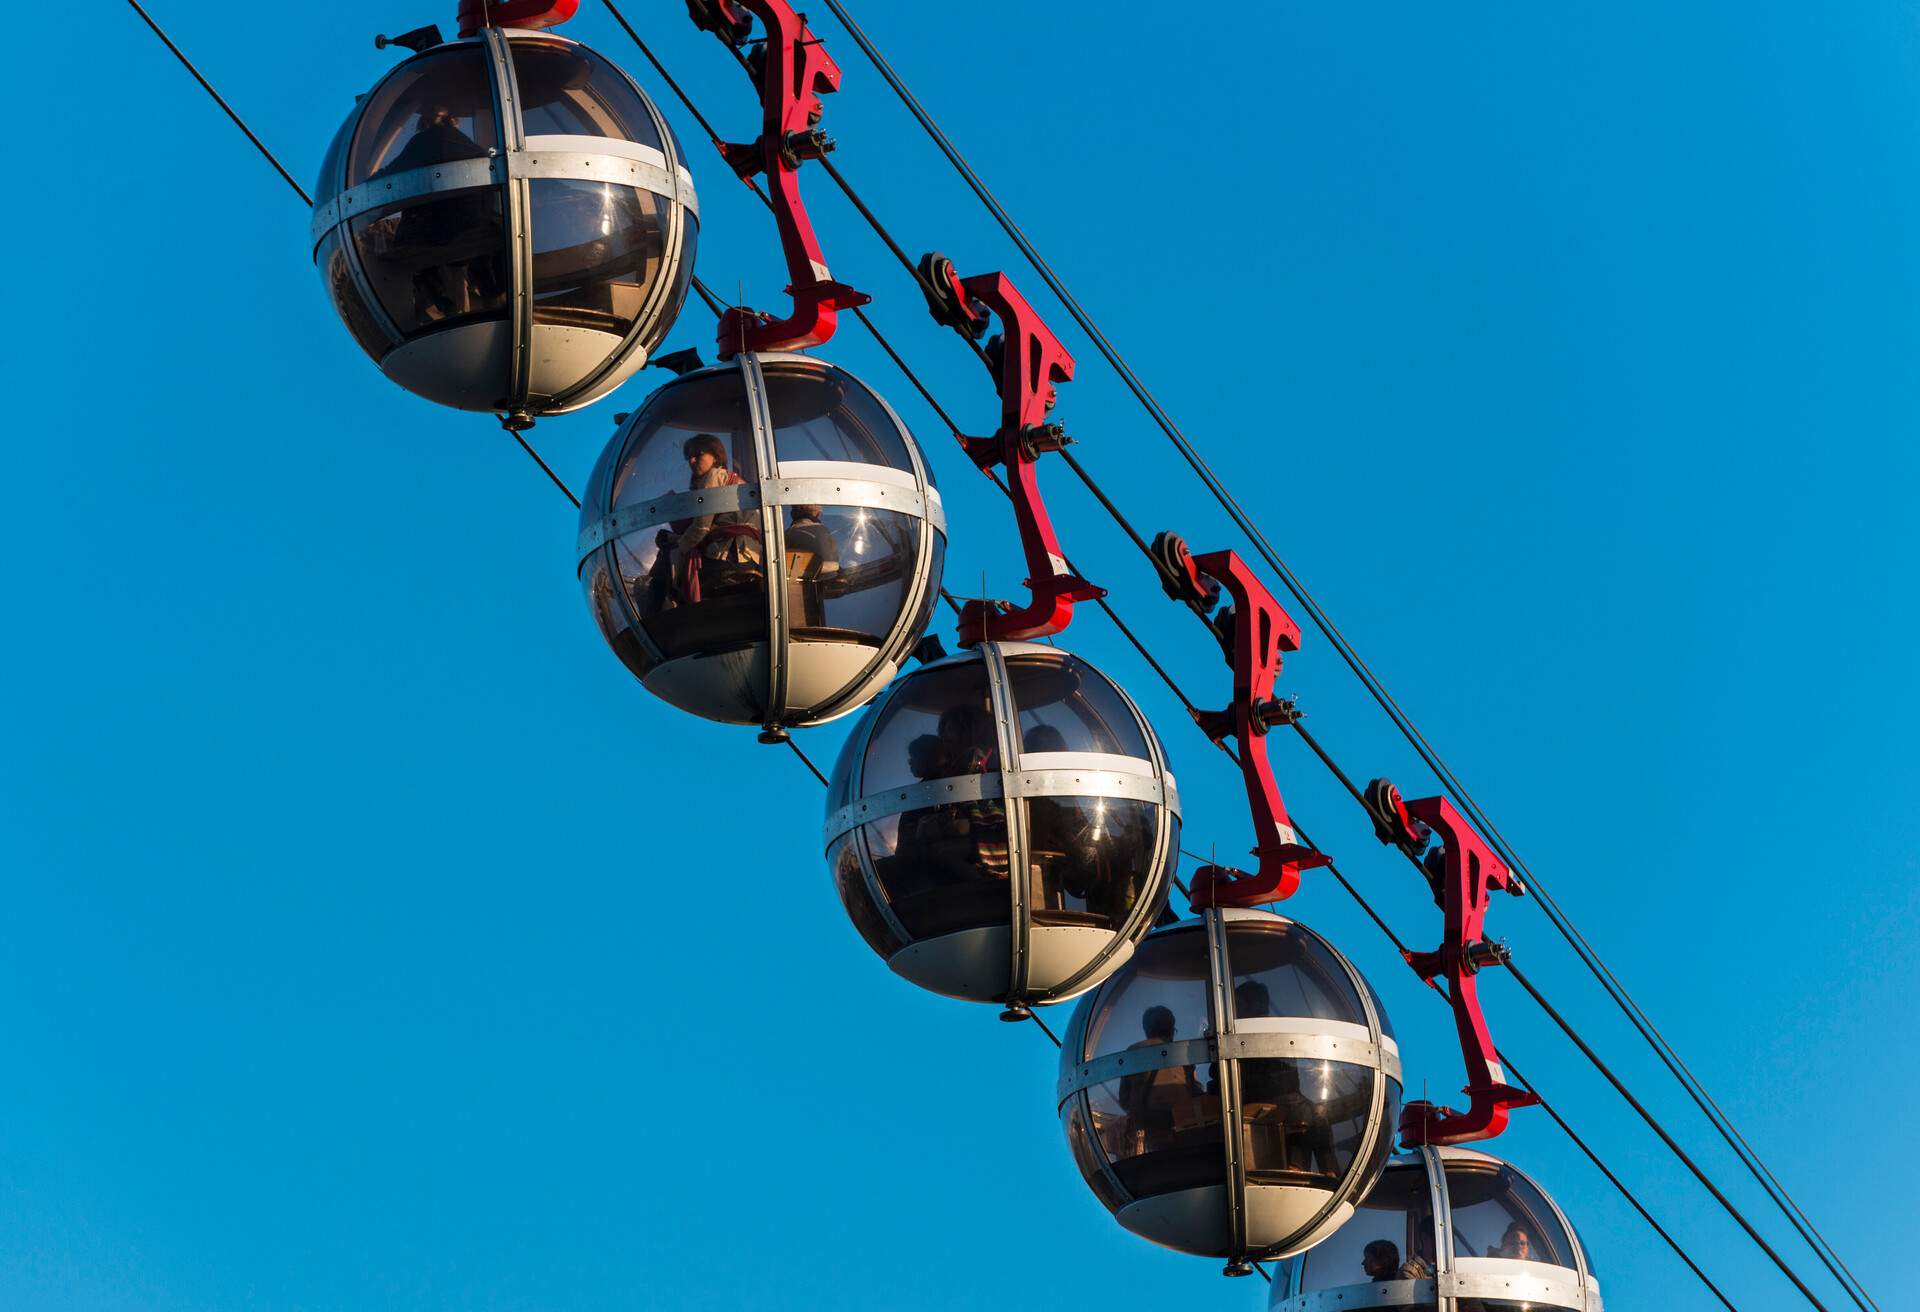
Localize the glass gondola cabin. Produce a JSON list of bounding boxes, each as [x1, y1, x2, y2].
[[825, 641, 1178, 1006], [1057, 908, 1401, 1271], [578, 352, 946, 728], [1269, 1145, 1603, 1311], [311, 25, 699, 419]]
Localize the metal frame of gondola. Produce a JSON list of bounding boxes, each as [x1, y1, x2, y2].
[[1055, 908, 1403, 1271], [576, 352, 945, 729], [1268, 1145, 1605, 1311], [309, 26, 700, 416], [824, 640, 1180, 1005]]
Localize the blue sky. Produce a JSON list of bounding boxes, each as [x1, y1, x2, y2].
[[5, 2, 1915, 1307]]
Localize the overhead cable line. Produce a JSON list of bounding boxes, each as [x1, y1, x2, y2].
[[125, 7, 1783, 1306], [126, 0, 312, 206], [811, 7, 1871, 1307], [1287, 709, 1828, 1311]]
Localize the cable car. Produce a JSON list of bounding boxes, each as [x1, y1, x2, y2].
[[1056, 909, 1401, 1273], [577, 352, 945, 729], [311, 23, 699, 423], [1268, 1145, 1603, 1310], [823, 641, 1178, 1007]]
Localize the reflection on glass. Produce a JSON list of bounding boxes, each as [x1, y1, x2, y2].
[[765, 363, 915, 469], [1087, 1063, 1222, 1199], [1082, 928, 1211, 1061], [315, 114, 355, 201], [1027, 797, 1159, 929], [510, 38, 668, 147], [830, 834, 902, 958], [860, 662, 995, 795], [1239, 1058, 1376, 1184], [787, 505, 919, 648], [1062, 1095, 1130, 1212], [350, 187, 507, 337], [580, 542, 656, 679], [611, 374, 758, 508], [864, 803, 1010, 939], [1007, 653, 1150, 758], [1295, 1162, 1439, 1290], [317, 230, 390, 360], [639, 221, 697, 356], [613, 512, 766, 662], [1226, 922, 1367, 1026], [601, 377, 769, 659], [349, 48, 497, 185], [529, 179, 668, 338], [1445, 1161, 1575, 1265]]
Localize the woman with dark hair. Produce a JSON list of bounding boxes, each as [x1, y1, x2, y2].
[[668, 432, 763, 602]]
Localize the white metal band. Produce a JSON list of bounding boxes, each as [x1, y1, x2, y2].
[[310, 146, 696, 247], [1058, 1026, 1399, 1103], [823, 758, 1176, 848], [576, 471, 944, 561]]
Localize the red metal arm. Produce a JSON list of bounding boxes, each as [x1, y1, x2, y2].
[[1178, 548, 1331, 908], [934, 271, 1105, 644], [1373, 783, 1539, 1145], [689, 0, 871, 355], [457, 0, 577, 36]]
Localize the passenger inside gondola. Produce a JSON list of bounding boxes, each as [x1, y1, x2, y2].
[[1361, 1239, 1401, 1280], [380, 103, 487, 174], [1118, 1006, 1203, 1153], [870, 704, 1009, 938], [637, 432, 764, 621], [1400, 1228, 1438, 1278], [672, 433, 762, 592], [1489, 1222, 1532, 1259], [783, 503, 840, 577]]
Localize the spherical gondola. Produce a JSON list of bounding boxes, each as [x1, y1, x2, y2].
[[311, 25, 699, 420], [577, 352, 945, 728], [1055, 909, 1401, 1270], [1269, 1145, 1603, 1311], [824, 641, 1178, 1005]]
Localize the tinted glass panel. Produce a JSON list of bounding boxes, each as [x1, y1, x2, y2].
[[1226, 921, 1367, 1026], [348, 48, 497, 185], [825, 705, 875, 814], [581, 421, 625, 517], [765, 363, 915, 470], [1363, 971, 1398, 1043], [510, 37, 666, 148], [830, 833, 902, 958], [860, 662, 995, 795], [636, 216, 696, 356], [863, 803, 1010, 939], [787, 506, 918, 647], [315, 113, 355, 202], [1061, 1094, 1129, 1213], [1083, 927, 1211, 1061], [612, 372, 758, 510], [1296, 1162, 1439, 1290], [529, 179, 669, 338], [579, 542, 657, 679], [1239, 1058, 1377, 1185], [350, 187, 508, 338], [1028, 797, 1159, 930], [1445, 1160, 1575, 1265], [1006, 654, 1150, 758], [1086, 1064, 1221, 1200], [316, 229, 390, 360], [613, 513, 767, 663]]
